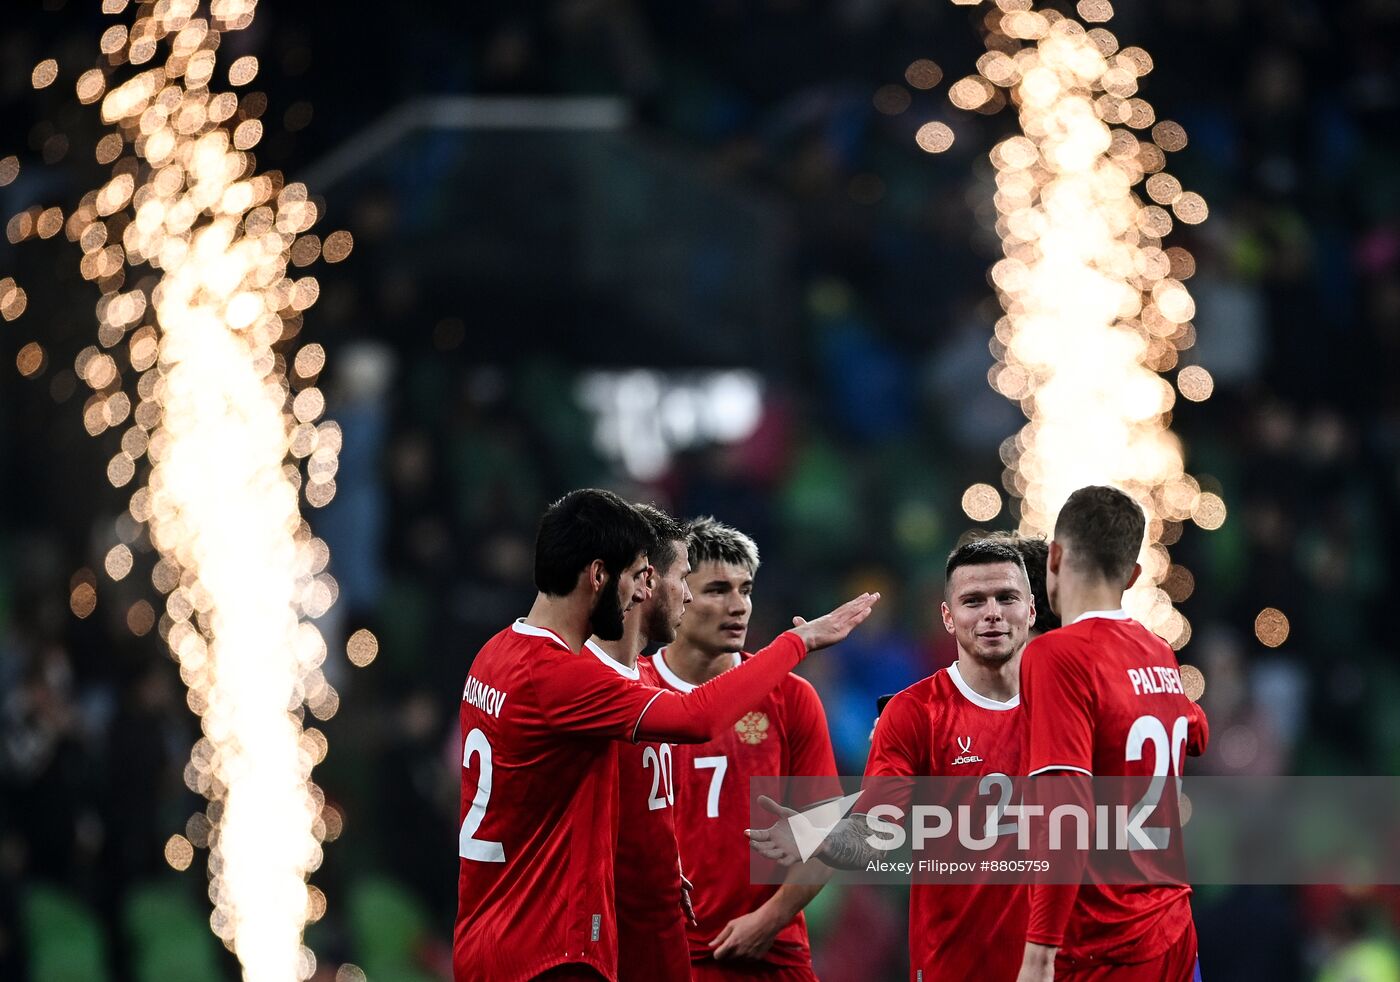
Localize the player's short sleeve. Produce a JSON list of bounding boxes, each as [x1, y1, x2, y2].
[[528, 649, 662, 740], [782, 676, 840, 793], [1021, 634, 1096, 777], [859, 687, 928, 814]]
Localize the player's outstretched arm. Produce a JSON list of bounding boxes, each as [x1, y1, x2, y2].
[[633, 593, 880, 744], [746, 795, 882, 871]]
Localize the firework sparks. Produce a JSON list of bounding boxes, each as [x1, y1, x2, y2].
[[8, 1, 352, 977], [957, 1, 1214, 648]]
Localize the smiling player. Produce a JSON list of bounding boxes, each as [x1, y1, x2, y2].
[[751, 537, 1037, 981]]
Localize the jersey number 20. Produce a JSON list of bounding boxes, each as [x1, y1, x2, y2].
[[642, 744, 675, 811], [1126, 714, 1188, 850]]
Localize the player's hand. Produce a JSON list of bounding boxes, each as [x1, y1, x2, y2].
[[789, 592, 881, 653], [1016, 942, 1056, 982], [745, 795, 804, 867], [709, 906, 783, 961], [680, 869, 696, 925]]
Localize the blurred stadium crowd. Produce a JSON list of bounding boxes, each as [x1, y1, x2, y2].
[[3, 1, 1400, 980]]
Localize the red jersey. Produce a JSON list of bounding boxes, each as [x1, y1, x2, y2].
[[1020, 611, 1196, 965], [863, 663, 1028, 982], [456, 621, 809, 982], [651, 649, 839, 971], [597, 644, 692, 982]]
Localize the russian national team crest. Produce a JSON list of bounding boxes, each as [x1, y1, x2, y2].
[[735, 711, 770, 745]]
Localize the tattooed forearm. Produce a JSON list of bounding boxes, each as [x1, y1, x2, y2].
[[818, 815, 881, 869]]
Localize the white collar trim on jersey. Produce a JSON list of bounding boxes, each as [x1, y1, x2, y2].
[[1070, 608, 1131, 625], [584, 639, 640, 680], [947, 661, 1020, 711], [652, 649, 740, 692], [511, 618, 571, 651]]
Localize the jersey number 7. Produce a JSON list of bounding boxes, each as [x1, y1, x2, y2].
[[694, 755, 727, 818]]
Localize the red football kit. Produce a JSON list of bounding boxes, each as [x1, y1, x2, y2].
[[863, 662, 1028, 982], [651, 649, 839, 978], [1020, 610, 1200, 976], [593, 644, 693, 982], [455, 621, 808, 982]]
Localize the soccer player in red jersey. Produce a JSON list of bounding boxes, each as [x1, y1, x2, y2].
[[455, 490, 880, 982], [1015, 485, 1204, 982], [651, 518, 839, 982], [751, 537, 1038, 981], [586, 504, 696, 982]]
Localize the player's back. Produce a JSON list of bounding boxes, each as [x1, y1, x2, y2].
[[607, 649, 691, 982], [866, 665, 1028, 981], [1021, 612, 1195, 965], [455, 622, 625, 982], [652, 649, 838, 970]]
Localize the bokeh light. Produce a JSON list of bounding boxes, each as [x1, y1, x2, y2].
[[915, 121, 956, 154], [961, 483, 1003, 521], [165, 833, 195, 871], [1179, 663, 1205, 702], [105, 543, 135, 580], [70, 581, 98, 618], [874, 84, 912, 115], [973, 3, 1217, 648], [32, 58, 59, 89], [127, 599, 156, 636], [1177, 365, 1214, 402], [1254, 607, 1290, 648], [905, 59, 944, 90], [346, 628, 379, 668], [1192, 492, 1227, 530]]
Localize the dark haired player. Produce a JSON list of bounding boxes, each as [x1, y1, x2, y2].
[[752, 537, 1038, 980], [455, 490, 880, 982], [1016, 485, 1203, 982], [652, 517, 840, 981], [993, 533, 1060, 637], [586, 504, 696, 982]]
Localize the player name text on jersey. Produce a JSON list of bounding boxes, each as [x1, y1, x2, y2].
[[462, 674, 508, 718], [1125, 666, 1184, 696]]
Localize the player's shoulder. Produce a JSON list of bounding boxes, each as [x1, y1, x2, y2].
[[1025, 621, 1097, 662], [1068, 614, 1176, 662], [883, 673, 942, 716], [636, 655, 664, 688], [870, 675, 938, 760], [581, 638, 643, 682], [775, 661, 823, 699], [472, 622, 537, 670], [648, 648, 689, 692], [498, 619, 573, 655], [491, 620, 629, 687]]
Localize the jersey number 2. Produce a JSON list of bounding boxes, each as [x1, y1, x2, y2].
[[460, 727, 506, 862]]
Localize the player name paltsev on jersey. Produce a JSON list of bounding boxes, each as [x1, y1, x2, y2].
[[1125, 665, 1184, 696]]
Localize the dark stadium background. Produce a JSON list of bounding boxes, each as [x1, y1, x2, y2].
[[3, 1, 1399, 979]]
